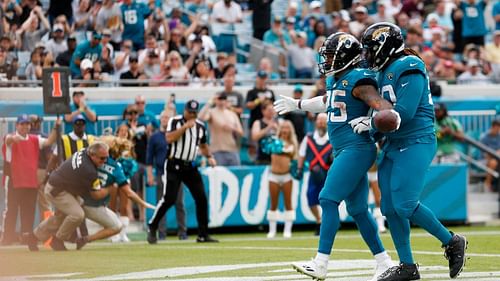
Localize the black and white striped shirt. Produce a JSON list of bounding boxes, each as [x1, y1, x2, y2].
[[167, 115, 207, 162]]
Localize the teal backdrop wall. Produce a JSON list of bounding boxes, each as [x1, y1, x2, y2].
[[145, 163, 468, 230]]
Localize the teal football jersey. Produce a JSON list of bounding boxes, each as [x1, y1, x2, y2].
[[378, 55, 435, 139], [84, 157, 128, 207], [326, 68, 377, 151]]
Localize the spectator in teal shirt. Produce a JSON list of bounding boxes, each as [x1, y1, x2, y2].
[[69, 32, 102, 78], [121, 0, 151, 51], [263, 16, 291, 50]]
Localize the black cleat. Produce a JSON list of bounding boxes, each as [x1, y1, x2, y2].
[[444, 232, 468, 278], [178, 232, 188, 240], [22, 233, 39, 252], [147, 225, 157, 244], [50, 237, 67, 251], [76, 236, 89, 250], [196, 235, 219, 243], [377, 263, 420, 281]]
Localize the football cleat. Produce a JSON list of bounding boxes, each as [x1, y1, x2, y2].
[[377, 263, 420, 281], [147, 225, 157, 244], [369, 256, 395, 281], [76, 236, 89, 250], [444, 232, 468, 278], [291, 259, 327, 281], [196, 235, 219, 243], [50, 236, 67, 251]]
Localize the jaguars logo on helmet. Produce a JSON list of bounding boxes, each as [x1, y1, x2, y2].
[[361, 22, 405, 71], [318, 32, 362, 76]]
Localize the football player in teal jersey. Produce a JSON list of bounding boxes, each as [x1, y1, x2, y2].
[[274, 32, 397, 281], [350, 22, 468, 281]]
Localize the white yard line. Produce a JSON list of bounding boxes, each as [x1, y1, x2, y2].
[[157, 245, 500, 258]]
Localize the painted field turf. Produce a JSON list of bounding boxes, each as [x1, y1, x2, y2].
[[0, 226, 499, 280]]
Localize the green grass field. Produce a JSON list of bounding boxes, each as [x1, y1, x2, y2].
[[1, 225, 499, 280]]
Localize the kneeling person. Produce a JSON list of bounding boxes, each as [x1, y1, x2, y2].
[[28, 142, 110, 251]]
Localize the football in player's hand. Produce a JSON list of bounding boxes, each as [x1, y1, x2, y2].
[[374, 110, 400, 133]]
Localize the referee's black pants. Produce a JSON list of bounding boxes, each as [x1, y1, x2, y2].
[[148, 159, 209, 237]]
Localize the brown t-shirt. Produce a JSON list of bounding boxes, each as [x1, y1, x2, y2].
[[207, 107, 241, 153]]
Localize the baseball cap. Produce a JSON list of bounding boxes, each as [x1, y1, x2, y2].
[[73, 114, 86, 123], [102, 28, 112, 37], [218, 92, 228, 99], [310, 0, 322, 9], [92, 31, 102, 40], [273, 15, 283, 23], [129, 52, 139, 63], [17, 114, 30, 124], [434, 102, 446, 111], [467, 59, 479, 67], [35, 42, 46, 49], [53, 24, 64, 32], [355, 6, 368, 14], [296, 31, 307, 39], [257, 70, 268, 78], [73, 91, 85, 97], [185, 99, 200, 112], [294, 84, 303, 92], [286, 16, 296, 24]]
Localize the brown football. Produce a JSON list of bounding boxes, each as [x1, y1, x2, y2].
[[374, 110, 399, 133]]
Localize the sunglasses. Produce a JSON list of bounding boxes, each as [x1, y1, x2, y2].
[[98, 156, 108, 161], [74, 121, 86, 125], [135, 101, 145, 105], [127, 111, 138, 114], [124, 45, 132, 49]]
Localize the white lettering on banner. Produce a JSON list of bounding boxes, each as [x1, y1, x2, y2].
[[203, 167, 239, 227], [299, 172, 315, 221], [239, 167, 270, 225], [201, 167, 374, 226]]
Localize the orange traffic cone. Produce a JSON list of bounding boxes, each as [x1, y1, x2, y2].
[[43, 210, 54, 249]]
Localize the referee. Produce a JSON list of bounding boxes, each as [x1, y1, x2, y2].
[[147, 100, 218, 244]]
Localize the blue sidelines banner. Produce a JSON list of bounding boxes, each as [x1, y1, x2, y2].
[[145, 163, 468, 229]]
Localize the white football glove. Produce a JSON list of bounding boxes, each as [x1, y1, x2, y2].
[[273, 95, 299, 115], [390, 109, 402, 131], [349, 116, 372, 134]]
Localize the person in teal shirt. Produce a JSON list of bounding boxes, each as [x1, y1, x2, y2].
[[69, 32, 102, 78], [263, 16, 292, 50], [121, 0, 151, 50], [355, 22, 468, 281]]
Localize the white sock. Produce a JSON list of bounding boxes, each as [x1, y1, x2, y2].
[[374, 251, 391, 263], [120, 216, 130, 240], [268, 220, 277, 234], [284, 220, 293, 234], [315, 252, 330, 264]]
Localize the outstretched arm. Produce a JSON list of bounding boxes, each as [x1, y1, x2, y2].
[[274, 95, 327, 115]]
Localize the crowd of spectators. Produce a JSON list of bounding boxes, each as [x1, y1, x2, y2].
[[0, 0, 499, 85]]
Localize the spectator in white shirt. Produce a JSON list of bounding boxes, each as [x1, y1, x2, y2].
[[457, 59, 492, 85], [211, 0, 243, 24], [45, 24, 68, 60], [288, 32, 316, 79]]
